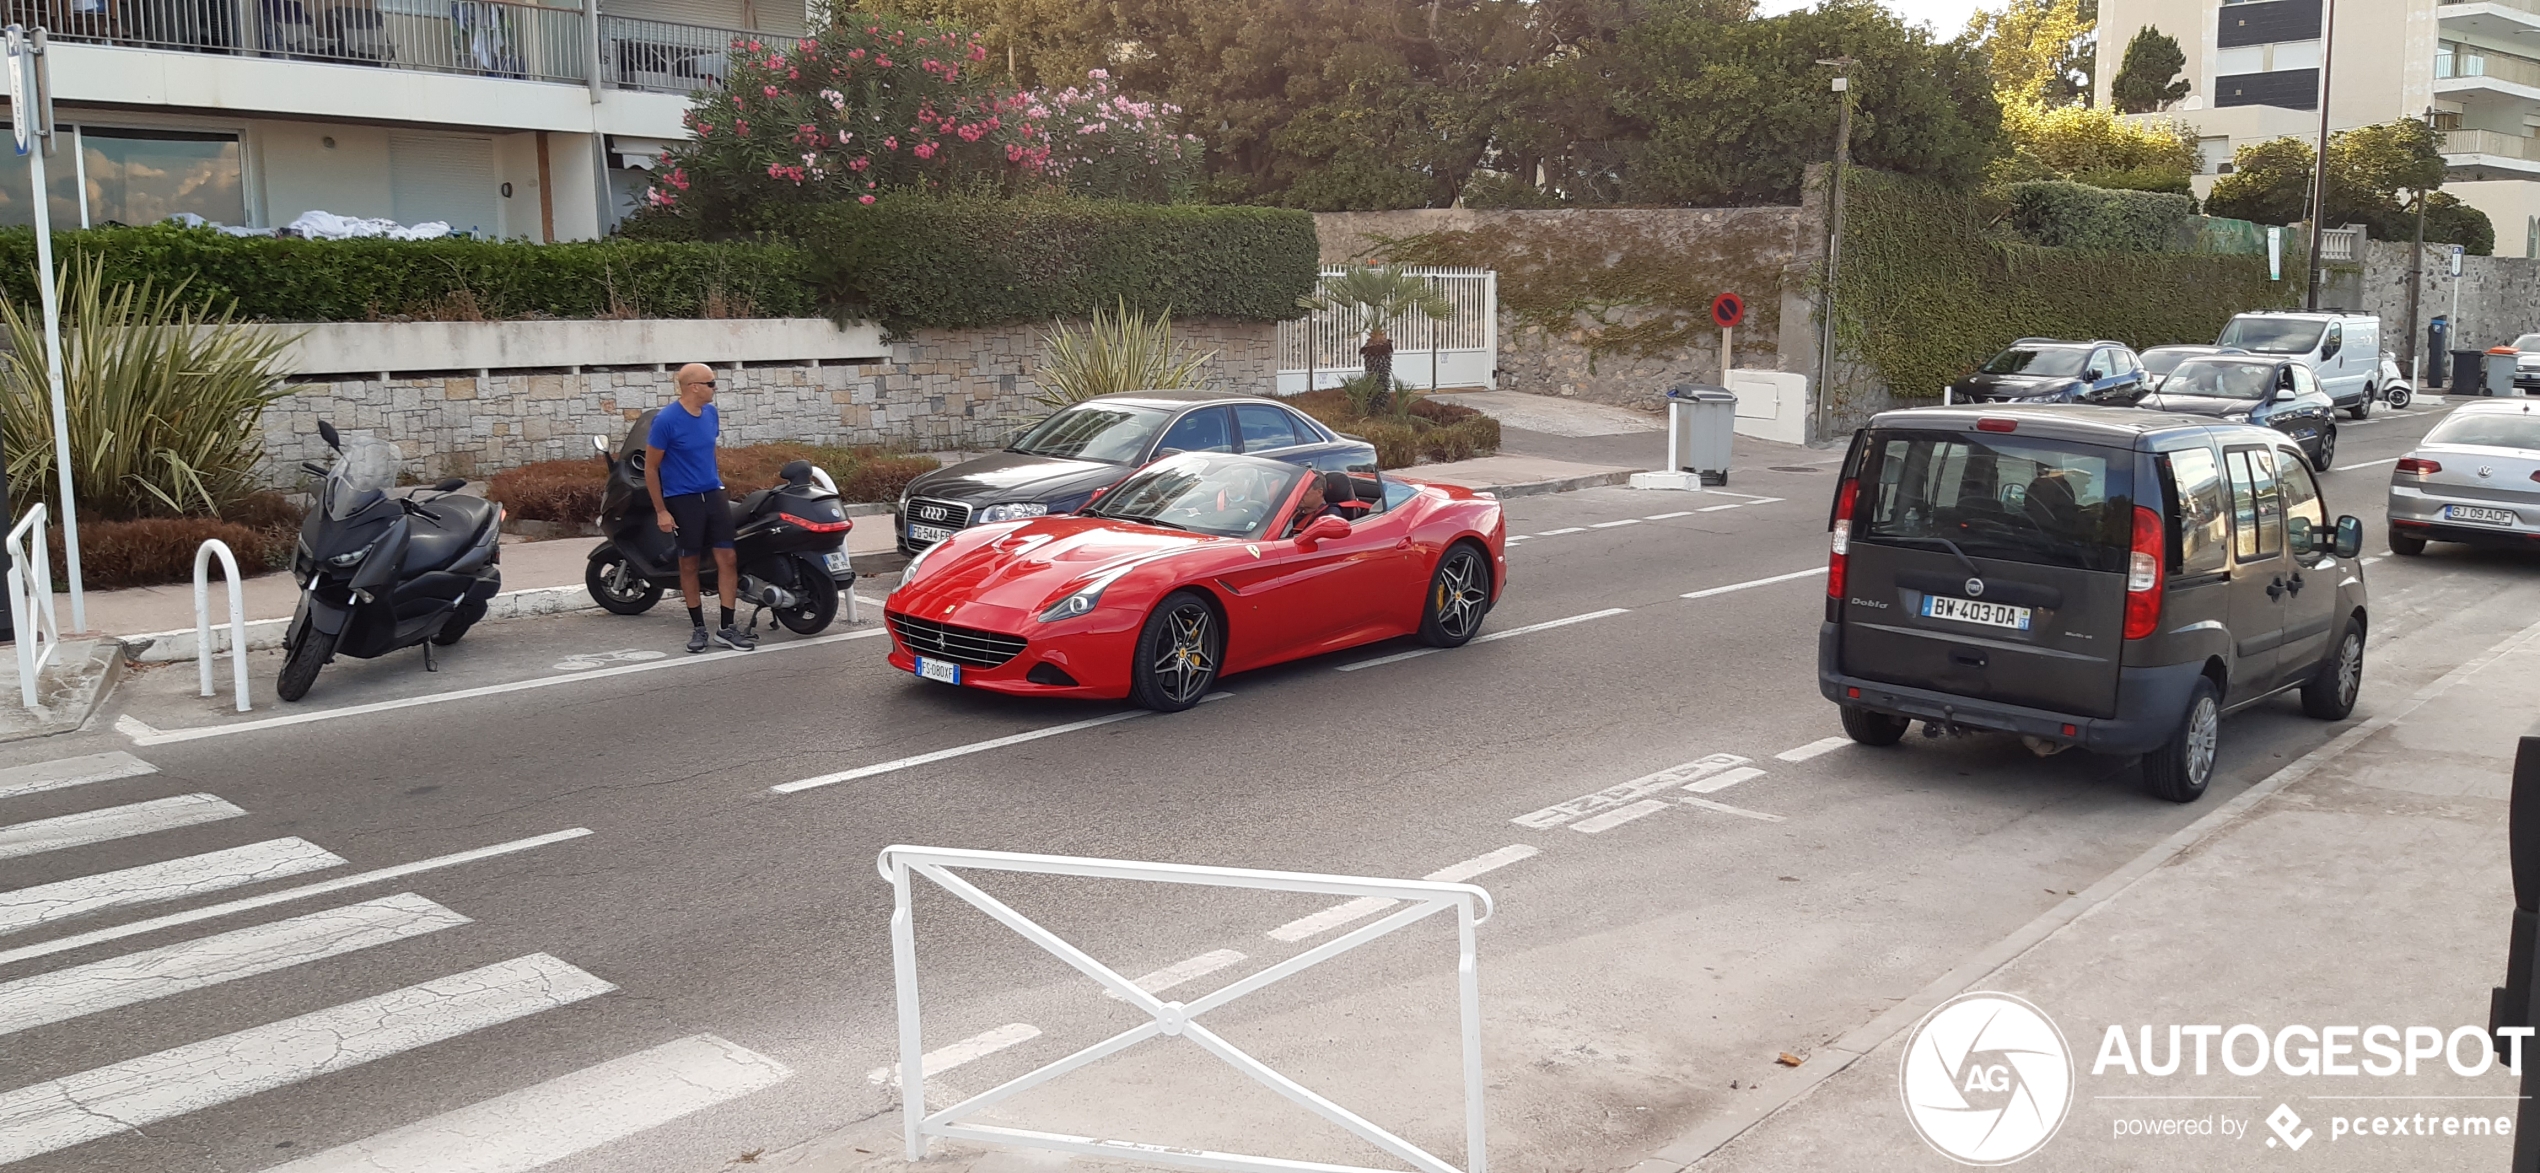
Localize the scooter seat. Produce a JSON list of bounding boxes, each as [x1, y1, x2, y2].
[[401, 495, 497, 575]]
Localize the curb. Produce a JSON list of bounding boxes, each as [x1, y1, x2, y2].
[[1458, 468, 1639, 499], [0, 639, 129, 742], [121, 583, 597, 664]]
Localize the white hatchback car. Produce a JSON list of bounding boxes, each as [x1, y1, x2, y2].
[[2388, 400, 2540, 556]]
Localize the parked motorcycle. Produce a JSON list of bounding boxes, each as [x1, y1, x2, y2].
[[583, 410, 854, 635], [280, 422, 504, 702], [2379, 353, 2415, 410]]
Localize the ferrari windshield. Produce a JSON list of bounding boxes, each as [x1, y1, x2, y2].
[[1082, 453, 1307, 539], [2158, 358, 2277, 400], [1007, 403, 1173, 462]]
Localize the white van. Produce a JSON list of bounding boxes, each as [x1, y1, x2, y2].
[[2215, 312, 2384, 419]]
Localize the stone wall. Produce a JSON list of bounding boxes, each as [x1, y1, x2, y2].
[[2352, 240, 2540, 378], [260, 318, 1278, 485], [1314, 205, 1824, 417]]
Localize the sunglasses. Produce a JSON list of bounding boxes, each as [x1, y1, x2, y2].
[[685, 379, 718, 388]]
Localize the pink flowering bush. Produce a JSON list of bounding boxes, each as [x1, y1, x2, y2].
[[637, 17, 1197, 233]]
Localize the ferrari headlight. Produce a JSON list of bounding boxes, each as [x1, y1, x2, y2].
[[900, 537, 948, 584], [978, 502, 1050, 524], [1038, 568, 1130, 623]]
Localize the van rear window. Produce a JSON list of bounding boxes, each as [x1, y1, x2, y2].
[[1858, 431, 2136, 573]]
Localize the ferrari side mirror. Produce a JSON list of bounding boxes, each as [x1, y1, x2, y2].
[[1296, 515, 1352, 547]]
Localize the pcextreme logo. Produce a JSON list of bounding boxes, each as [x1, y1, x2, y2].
[[1899, 991, 2075, 1166]]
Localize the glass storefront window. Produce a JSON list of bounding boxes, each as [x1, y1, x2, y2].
[[82, 129, 245, 227], [0, 131, 83, 230]]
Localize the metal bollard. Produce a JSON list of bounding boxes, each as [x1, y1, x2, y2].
[[2497, 721, 2540, 1172], [193, 539, 250, 712]]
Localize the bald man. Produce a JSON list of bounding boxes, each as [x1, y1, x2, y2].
[[647, 363, 752, 652]]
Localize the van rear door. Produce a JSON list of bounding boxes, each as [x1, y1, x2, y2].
[[1836, 427, 2137, 719]]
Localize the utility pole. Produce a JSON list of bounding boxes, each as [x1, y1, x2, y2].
[[2304, 0, 2338, 312], [2402, 109, 2434, 383], [1813, 56, 1856, 443], [5, 26, 80, 632]]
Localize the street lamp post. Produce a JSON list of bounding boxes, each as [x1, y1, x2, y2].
[[2402, 182, 2427, 382], [2304, 0, 2338, 312], [1813, 56, 1856, 443]]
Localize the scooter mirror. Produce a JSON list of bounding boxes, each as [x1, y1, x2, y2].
[[591, 435, 609, 454], [317, 421, 341, 451]]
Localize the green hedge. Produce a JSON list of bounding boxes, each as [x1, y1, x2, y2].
[[2003, 180, 2196, 251], [1839, 171, 2299, 402], [0, 226, 817, 322], [773, 195, 1320, 332]]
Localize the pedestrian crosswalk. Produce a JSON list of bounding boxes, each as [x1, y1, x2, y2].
[[0, 751, 793, 1171]]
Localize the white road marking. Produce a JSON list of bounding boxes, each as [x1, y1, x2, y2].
[[1514, 754, 1752, 829], [1683, 766, 1766, 794], [2343, 456, 2401, 468], [0, 752, 156, 803], [1589, 519, 1641, 529], [0, 894, 468, 1036], [1680, 796, 1787, 822], [113, 716, 162, 741], [775, 693, 1231, 793], [1775, 736, 1852, 763], [866, 1023, 1040, 1086], [552, 649, 668, 672], [1505, 535, 1533, 543], [0, 839, 345, 937], [1702, 489, 1778, 501], [1644, 511, 1697, 521], [1696, 503, 1744, 512], [1107, 949, 1248, 1000], [0, 829, 591, 968], [0, 794, 245, 861], [1747, 497, 1787, 505], [2362, 554, 2387, 566], [132, 628, 890, 745], [1537, 527, 1587, 536], [1569, 798, 1674, 834], [1336, 608, 1631, 671], [1682, 566, 1828, 600], [1266, 845, 1538, 942], [258, 1033, 790, 1173], [0, 953, 614, 1165]]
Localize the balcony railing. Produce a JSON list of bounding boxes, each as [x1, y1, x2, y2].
[[2438, 42, 2540, 89], [22, 0, 752, 93], [2445, 0, 2540, 16], [2446, 128, 2540, 159]]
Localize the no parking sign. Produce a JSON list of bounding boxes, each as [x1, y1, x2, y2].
[[1711, 292, 1746, 330]]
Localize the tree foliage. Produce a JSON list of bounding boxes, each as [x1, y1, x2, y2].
[[1995, 97, 2197, 195], [2205, 122, 2493, 254], [2109, 25, 2189, 113], [1969, 0, 2096, 107]]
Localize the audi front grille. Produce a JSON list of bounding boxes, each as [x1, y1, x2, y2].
[[903, 497, 973, 549]]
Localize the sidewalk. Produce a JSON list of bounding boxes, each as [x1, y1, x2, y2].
[[1665, 619, 2540, 1172]]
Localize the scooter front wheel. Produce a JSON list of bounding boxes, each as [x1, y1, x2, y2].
[[277, 628, 334, 703], [586, 552, 663, 616]]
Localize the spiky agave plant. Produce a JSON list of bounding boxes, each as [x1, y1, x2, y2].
[[1033, 298, 1217, 408], [0, 254, 297, 521]]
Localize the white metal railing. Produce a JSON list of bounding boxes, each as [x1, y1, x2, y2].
[[5, 505, 58, 709], [878, 845, 1492, 1173], [599, 13, 748, 92], [2445, 128, 2538, 160], [1279, 266, 1498, 395], [193, 539, 250, 713], [46, 0, 595, 86], [2321, 227, 2362, 262]]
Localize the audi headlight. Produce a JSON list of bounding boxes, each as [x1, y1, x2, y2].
[[978, 502, 1050, 524], [1038, 568, 1130, 623]]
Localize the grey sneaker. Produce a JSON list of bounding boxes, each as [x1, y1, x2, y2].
[[687, 626, 710, 654], [716, 625, 757, 651]]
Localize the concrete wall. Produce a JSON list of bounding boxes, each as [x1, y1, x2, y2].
[[262, 318, 890, 376], [2355, 238, 2540, 377], [1312, 205, 1821, 417], [260, 318, 1279, 484]]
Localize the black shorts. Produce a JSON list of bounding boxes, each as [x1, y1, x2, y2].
[[665, 489, 736, 556]]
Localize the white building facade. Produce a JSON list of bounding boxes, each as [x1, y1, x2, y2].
[[2098, 0, 2540, 256], [0, 0, 796, 240]]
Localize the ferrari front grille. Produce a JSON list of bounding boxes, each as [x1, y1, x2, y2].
[[889, 613, 1027, 669]]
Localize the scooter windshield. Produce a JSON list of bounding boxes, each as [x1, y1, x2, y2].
[[327, 434, 402, 520]]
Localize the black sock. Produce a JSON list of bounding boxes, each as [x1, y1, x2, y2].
[[687, 606, 705, 629], [720, 606, 736, 628]]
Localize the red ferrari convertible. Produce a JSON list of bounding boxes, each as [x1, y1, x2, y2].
[[884, 452, 1507, 710]]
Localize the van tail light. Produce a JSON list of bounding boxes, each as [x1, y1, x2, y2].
[[779, 512, 853, 533], [1828, 478, 1859, 599], [2396, 458, 2441, 476], [2123, 504, 2164, 641]]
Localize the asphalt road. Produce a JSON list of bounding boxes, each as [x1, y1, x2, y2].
[[5, 401, 2538, 1173]]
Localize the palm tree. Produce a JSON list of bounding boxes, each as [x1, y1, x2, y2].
[[1299, 264, 1452, 409]]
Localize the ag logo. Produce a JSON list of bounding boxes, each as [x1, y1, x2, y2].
[[1965, 578, 1986, 598], [1899, 991, 2072, 1165]]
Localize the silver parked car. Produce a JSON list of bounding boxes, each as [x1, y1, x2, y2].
[[2388, 400, 2540, 556]]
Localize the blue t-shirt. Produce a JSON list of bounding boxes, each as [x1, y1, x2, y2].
[[647, 402, 723, 497]]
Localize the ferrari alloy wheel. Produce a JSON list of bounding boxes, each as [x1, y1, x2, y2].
[[1417, 542, 1492, 648], [1130, 590, 1222, 713]]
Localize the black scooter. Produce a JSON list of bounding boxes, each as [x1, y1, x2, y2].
[[280, 422, 504, 702], [583, 410, 853, 636]]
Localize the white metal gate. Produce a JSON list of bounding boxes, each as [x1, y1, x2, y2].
[[1278, 267, 1497, 395], [878, 844, 1493, 1173]]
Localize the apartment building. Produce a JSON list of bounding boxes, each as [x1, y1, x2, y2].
[[0, 0, 803, 240], [2098, 0, 2540, 256]]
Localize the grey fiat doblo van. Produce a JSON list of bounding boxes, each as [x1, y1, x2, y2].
[[1818, 405, 2369, 803]]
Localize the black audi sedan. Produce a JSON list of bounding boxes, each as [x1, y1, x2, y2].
[[2138, 354, 2340, 471], [895, 390, 1379, 554]]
